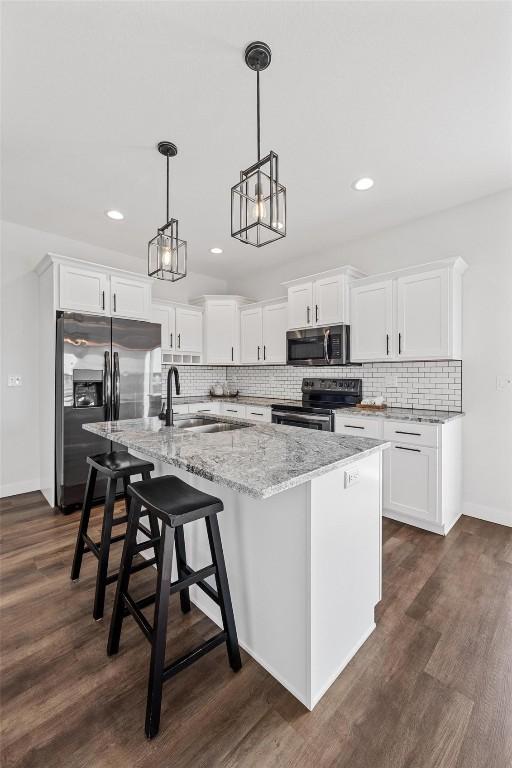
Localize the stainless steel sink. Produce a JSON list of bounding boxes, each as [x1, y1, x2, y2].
[[171, 415, 248, 434]]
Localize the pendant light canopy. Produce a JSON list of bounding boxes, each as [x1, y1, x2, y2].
[[148, 141, 187, 282], [231, 42, 287, 247]]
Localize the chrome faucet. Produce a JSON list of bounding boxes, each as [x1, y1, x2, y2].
[[165, 366, 181, 426]]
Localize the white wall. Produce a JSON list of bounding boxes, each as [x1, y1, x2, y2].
[[0, 220, 227, 497], [232, 190, 512, 526]]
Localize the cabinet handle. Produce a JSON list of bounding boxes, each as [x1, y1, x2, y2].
[[386, 333, 389, 355], [226, 408, 237, 412], [395, 445, 421, 453], [113, 293, 117, 313], [395, 430, 421, 436], [170, 333, 173, 348], [306, 306, 310, 324], [178, 333, 181, 349], [257, 346, 260, 361], [197, 408, 211, 412], [101, 290, 105, 310], [263, 345, 266, 360], [315, 304, 319, 323], [250, 411, 263, 416], [344, 424, 364, 429], [398, 332, 402, 354], [231, 346, 234, 361]]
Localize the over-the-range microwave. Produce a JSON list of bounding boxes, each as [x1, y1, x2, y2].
[[286, 324, 351, 366]]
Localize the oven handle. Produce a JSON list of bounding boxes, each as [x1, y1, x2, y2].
[[272, 410, 332, 423]]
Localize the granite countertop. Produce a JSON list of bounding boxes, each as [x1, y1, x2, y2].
[[83, 416, 389, 499], [175, 395, 463, 424]]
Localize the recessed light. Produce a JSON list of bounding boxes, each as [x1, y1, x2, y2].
[[105, 209, 125, 220], [351, 177, 375, 192], [210, 247, 223, 254]]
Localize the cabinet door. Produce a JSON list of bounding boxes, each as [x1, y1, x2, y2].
[[396, 269, 449, 359], [150, 305, 176, 350], [383, 444, 438, 523], [220, 403, 247, 418], [206, 303, 237, 363], [288, 283, 313, 329], [262, 303, 287, 363], [314, 275, 345, 325], [240, 307, 263, 364], [350, 280, 394, 361], [190, 402, 221, 415], [59, 264, 109, 314], [110, 276, 151, 320], [176, 307, 202, 353]]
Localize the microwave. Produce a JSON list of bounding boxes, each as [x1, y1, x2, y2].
[[286, 324, 351, 366]]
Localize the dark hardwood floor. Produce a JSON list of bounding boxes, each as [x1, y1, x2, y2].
[[1, 491, 511, 768]]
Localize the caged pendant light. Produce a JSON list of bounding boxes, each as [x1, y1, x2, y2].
[[231, 42, 286, 247], [148, 141, 187, 282]]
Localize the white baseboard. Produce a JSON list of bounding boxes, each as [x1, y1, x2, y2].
[[0, 479, 40, 499], [463, 501, 512, 528]]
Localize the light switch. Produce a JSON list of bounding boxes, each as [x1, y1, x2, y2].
[[344, 467, 360, 489], [8, 376, 23, 387], [496, 375, 512, 391]]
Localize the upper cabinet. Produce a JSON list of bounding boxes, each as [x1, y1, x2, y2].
[[240, 300, 287, 364], [350, 258, 467, 362], [150, 303, 176, 350], [110, 274, 151, 320], [192, 296, 252, 365], [283, 267, 366, 330], [55, 257, 152, 321], [175, 306, 202, 354], [59, 263, 109, 315]]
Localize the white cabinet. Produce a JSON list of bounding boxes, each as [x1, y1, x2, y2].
[[349, 258, 466, 362], [171, 403, 189, 416], [220, 402, 247, 418], [189, 402, 221, 415], [262, 303, 287, 363], [288, 283, 313, 329], [110, 275, 151, 320], [240, 301, 288, 364], [396, 269, 449, 359], [245, 405, 271, 422], [59, 264, 109, 314], [204, 301, 238, 364], [350, 280, 394, 362], [383, 444, 438, 525], [151, 303, 176, 350], [314, 274, 345, 325], [175, 307, 202, 354], [240, 307, 263, 364], [334, 414, 382, 439]]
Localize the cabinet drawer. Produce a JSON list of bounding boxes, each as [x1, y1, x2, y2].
[[171, 404, 189, 415], [190, 402, 220, 415], [245, 406, 271, 423], [383, 420, 439, 448], [335, 416, 382, 439], [220, 403, 247, 418]]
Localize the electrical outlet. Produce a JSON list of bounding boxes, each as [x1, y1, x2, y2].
[[496, 375, 512, 391], [344, 467, 360, 489], [385, 375, 398, 387], [8, 376, 22, 387]]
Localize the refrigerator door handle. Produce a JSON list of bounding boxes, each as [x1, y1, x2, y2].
[[104, 351, 112, 421], [113, 351, 120, 420]]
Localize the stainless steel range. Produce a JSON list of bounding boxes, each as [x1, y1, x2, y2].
[[271, 377, 362, 431]]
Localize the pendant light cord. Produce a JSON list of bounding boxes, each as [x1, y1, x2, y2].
[[166, 154, 170, 222], [257, 70, 261, 163]]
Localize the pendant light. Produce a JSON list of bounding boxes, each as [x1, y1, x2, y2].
[[231, 42, 286, 247], [148, 141, 187, 281]]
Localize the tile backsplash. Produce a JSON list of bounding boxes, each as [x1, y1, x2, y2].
[[163, 361, 462, 411]]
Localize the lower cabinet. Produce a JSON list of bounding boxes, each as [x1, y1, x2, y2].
[[335, 414, 462, 535], [189, 402, 220, 415]]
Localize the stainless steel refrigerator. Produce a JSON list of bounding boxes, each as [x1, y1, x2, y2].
[[55, 312, 161, 512]]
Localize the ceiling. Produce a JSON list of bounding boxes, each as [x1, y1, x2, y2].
[[2, 1, 511, 280]]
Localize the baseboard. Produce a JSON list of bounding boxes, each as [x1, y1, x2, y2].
[[383, 509, 446, 536], [463, 501, 512, 528], [0, 479, 41, 499]]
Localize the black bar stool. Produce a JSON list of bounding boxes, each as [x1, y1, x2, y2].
[[71, 451, 160, 620], [107, 474, 242, 739]]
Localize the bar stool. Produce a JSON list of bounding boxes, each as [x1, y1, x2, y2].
[[107, 474, 242, 739], [70, 451, 160, 621]]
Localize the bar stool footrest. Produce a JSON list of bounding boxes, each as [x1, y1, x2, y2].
[[162, 632, 227, 682], [182, 564, 219, 605]]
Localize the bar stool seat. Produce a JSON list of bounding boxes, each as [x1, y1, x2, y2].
[[71, 451, 159, 621], [107, 474, 241, 739], [87, 451, 154, 479], [128, 475, 223, 527]]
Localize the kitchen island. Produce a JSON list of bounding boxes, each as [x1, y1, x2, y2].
[[84, 415, 389, 709]]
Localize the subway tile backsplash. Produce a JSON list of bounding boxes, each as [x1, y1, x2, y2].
[[163, 361, 462, 411]]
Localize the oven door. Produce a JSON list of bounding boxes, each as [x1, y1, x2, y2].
[[286, 325, 349, 366], [272, 409, 334, 431]]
